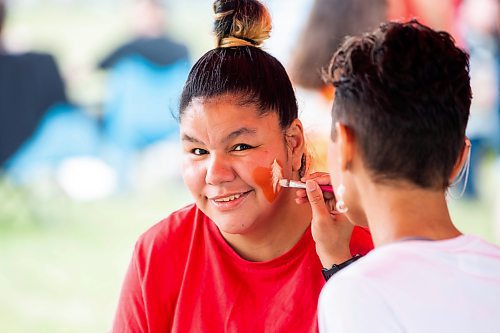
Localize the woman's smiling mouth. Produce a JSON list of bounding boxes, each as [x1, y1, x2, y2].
[[214, 193, 242, 202], [208, 191, 252, 210]]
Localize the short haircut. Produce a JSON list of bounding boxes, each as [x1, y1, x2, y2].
[[323, 20, 472, 189]]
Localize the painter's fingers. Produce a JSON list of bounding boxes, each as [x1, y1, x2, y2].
[[302, 172, 331, 185], [305, 180, 331, 219], [295, 189, 334, 204], [295, 189, 308, 205], [296, 179, 334, 204], [306, 173, 335, 201], [305, 179, 353, 267]]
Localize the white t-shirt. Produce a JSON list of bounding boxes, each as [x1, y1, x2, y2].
[[318, 235, 500, 333]]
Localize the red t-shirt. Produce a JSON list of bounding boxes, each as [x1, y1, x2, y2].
[[112, 204, 373, 332]]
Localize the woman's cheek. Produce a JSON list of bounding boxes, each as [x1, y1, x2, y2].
[[182, 161, 205, 197], [242, 155, 282, 203]]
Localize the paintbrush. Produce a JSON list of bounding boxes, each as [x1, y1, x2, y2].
[[278, 179, 334, 193], [271, 159, 334, 193]]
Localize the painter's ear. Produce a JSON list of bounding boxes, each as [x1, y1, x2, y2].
[[335, 122, 355, 171], [285, 119, 305, 172], [449, 137, 471, 181]]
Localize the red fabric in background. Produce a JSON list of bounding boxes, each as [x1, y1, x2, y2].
[[112, 204, 373, 333], [387, 0, 461, 38]]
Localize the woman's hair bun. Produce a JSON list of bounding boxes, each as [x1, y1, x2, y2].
[[213, 0, 272, 48]]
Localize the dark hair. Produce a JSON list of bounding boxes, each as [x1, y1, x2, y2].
[[323, 20, 471, 189], [178, 0, 298, 130], [289, 0, 387, 90]]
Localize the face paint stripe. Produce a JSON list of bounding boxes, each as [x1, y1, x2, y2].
[[252, 164, 279, 203]]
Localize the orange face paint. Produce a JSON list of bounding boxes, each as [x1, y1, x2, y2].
[[252, 164, 280, 203], [320, 84, 335, 101]]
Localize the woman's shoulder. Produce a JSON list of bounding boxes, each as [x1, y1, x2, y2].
[[134, 203, 207, 255], [350, 226, 375, 256]]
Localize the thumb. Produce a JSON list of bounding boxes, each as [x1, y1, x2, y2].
[[305, 180, 330, 218]]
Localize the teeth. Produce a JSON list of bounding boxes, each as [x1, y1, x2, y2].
[[214, 194, 241, 202]]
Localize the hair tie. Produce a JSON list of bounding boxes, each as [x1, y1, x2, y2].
[[235, 36, 258, 45]]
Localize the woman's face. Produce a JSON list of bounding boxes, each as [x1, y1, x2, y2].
[[180, 95, 297, 235]]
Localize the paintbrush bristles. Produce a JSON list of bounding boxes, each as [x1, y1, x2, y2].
[[271, 159, 283, 193], [279, 179, 307, 189]]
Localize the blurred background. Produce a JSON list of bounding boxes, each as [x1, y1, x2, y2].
[[0, 0, 498, 332]]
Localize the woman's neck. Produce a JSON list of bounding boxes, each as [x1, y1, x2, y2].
[[221, 190, 312, 262], [359, 181, 462, 248]]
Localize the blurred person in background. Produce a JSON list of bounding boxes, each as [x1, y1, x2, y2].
[[287, 0, 387, 172], [98, 0, 191, 191], [111, 0, 373, 331], [0, 0, 108, 200], [387, 0, 461, 37], [456, 0, 499, 199]]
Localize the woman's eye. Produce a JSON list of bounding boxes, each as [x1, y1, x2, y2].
[[191, 148, 208, 155], [232, 144, 253, 151]]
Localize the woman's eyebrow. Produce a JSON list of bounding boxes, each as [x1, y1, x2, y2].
[[224, 127, 257, 143], [181, 127, 257, 145], [181, 134, 202, 144]]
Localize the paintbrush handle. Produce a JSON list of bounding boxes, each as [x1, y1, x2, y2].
[[285, 180, 334, 193], [318, 184, 334, 193]]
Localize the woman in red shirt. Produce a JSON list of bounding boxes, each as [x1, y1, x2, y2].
[[111, 1, 373, 332]]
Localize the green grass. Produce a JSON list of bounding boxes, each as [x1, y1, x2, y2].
[[0, 180, 191, 333], [450, 199, 495, 242]]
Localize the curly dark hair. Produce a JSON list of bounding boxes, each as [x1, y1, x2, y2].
[[323, 20, 472, 189]]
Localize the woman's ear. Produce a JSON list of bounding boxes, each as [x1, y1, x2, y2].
[[335, 122, 355, 171], [449, 137, 471, 181], [285, 119, 305, 172]]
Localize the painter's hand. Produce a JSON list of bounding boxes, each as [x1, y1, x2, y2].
[[296, 172, 353, 268]]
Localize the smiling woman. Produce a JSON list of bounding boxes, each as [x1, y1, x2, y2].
[[180, 96, 296, 241], [111, 1, 373, 332]]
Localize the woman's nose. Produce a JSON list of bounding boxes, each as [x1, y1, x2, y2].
[[205, 153, 235, 185]]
